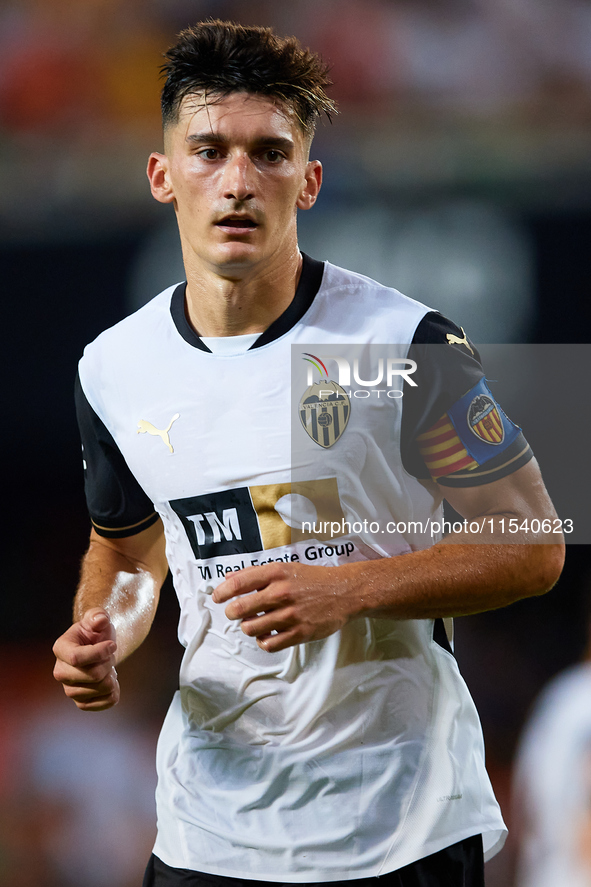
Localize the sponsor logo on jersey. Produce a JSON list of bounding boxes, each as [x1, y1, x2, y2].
[[170, 478, 345, 560], [467, 395, 505, 445], [137, 413, 179, 453], [299, 354, 350, 448]]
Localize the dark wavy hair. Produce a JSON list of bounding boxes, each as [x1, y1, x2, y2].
[[160, 20, 336, 137]]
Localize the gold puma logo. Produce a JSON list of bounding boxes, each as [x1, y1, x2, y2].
[[446, 327, 474, 356], [137, 413, 180, 454]]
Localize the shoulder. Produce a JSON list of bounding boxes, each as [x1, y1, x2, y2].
[[321, 261, 432, 311], [78, 282, 182, 418], [411, 311, 478, 351], [313, 261, 433, 340], [82, 283, 180, 360], [79, 283, 180, 376]]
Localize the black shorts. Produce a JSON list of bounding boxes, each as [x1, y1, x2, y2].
[[142, 834, 485, 887]]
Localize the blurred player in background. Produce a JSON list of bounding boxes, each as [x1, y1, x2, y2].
[[53, 21, 564, 887], [513, 607, 591, 887]]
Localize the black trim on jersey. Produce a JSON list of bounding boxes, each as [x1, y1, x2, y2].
[[170, 282, 208, 351], [91, 512, 160, 538], [433, 618, 453, 656], [251, 254, 324, 348], [437, 436, 532, 487], [402, 313, 533, 485], [169, 254, 324, 352], [75, 373, 158, 538]]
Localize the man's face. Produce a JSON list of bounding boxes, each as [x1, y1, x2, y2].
[[148, 92, 321, 278]]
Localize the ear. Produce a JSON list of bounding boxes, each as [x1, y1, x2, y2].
[[147, 152, 175, 204], [297, 160, 322, 211]]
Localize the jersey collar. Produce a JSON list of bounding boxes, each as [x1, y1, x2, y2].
[[170, 253, 324, 353]]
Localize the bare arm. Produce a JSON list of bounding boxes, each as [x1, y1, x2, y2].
[[53, 520, 168, 710], [212, 460, 565, 652]]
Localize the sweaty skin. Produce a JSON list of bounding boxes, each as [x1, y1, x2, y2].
[[53, 521, 167, 710]]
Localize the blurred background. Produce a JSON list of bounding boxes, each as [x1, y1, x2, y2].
[[3, 0, 591, 884]]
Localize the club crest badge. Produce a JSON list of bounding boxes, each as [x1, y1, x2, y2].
[[299, 350, 351, 451], [467, 394, 504, 445], [299, 379, 350, 448]]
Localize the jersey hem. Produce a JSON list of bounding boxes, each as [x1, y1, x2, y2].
[[152, 824, 506, 883]]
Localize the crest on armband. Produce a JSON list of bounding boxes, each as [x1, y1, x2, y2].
[[447, 378, 520, 464], [467, 395, 505, 445]]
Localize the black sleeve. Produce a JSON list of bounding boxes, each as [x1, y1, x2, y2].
[[401, 313, 533, 486], [75, 373, 159, 537]]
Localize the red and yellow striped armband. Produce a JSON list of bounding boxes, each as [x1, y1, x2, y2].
[[417, 414, 479, 480]]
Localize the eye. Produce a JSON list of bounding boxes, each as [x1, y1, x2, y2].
[[262, 149, 285, 163], [197, 147, 222, 161]]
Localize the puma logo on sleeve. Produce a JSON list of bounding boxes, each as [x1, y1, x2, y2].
[[445, 327, 474, 356]]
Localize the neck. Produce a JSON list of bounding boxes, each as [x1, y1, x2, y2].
[[182, 248, 303, 338]]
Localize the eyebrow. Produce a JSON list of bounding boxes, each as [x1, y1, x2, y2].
[[186, 132, 295, 151]]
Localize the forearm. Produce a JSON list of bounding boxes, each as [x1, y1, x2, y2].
[[74, 525, 167, 664], [342, 537, 564, 622], [346, 457, 563, 620], [53, 522, 167, 710]]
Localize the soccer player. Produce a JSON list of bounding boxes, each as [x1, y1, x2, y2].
[[53, 21, 564, 887], [512, 612, 591, 887]]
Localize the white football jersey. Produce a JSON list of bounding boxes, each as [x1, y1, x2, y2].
[[78, 259, 506, 880]]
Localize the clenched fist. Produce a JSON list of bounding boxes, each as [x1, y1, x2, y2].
[[53, 608, 119, 711]]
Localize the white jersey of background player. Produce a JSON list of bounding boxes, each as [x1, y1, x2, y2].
[[514, 658, 591, 887]]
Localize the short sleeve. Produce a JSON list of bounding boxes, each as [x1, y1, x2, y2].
[[401, 313, 533, 487], [75, 372, 159, 537]]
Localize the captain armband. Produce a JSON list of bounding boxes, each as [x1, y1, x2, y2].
[[417, 378, 522, 482]]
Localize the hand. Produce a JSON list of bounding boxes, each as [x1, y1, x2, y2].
[[212, 562, 356, 652], [53, 608, 119, 711]]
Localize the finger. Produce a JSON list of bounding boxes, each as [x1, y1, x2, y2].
[[53, 637, 116, 671], [54, 655, 115, 685], [62, 667, 119, 705], [63, 681, 115, 700], [70, 639, 117, 668], [224, 591, 280, 622], [212, 565, 277, 603], [53, 614, 116, 663], [256, 629, 301, 653], [74, 698, 117, 712], [63, 677, 117, 700], [71, 686, 120, 712], [79, 608, 116, 643], [239, 610, 295, 638]]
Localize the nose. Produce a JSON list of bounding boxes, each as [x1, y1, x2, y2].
[[222, 153, 255, 202]]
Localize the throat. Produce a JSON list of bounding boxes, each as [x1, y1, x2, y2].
[[183, 252, 303, 338]]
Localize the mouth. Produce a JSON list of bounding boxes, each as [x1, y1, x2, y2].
[[215, 215, 259, 232]]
